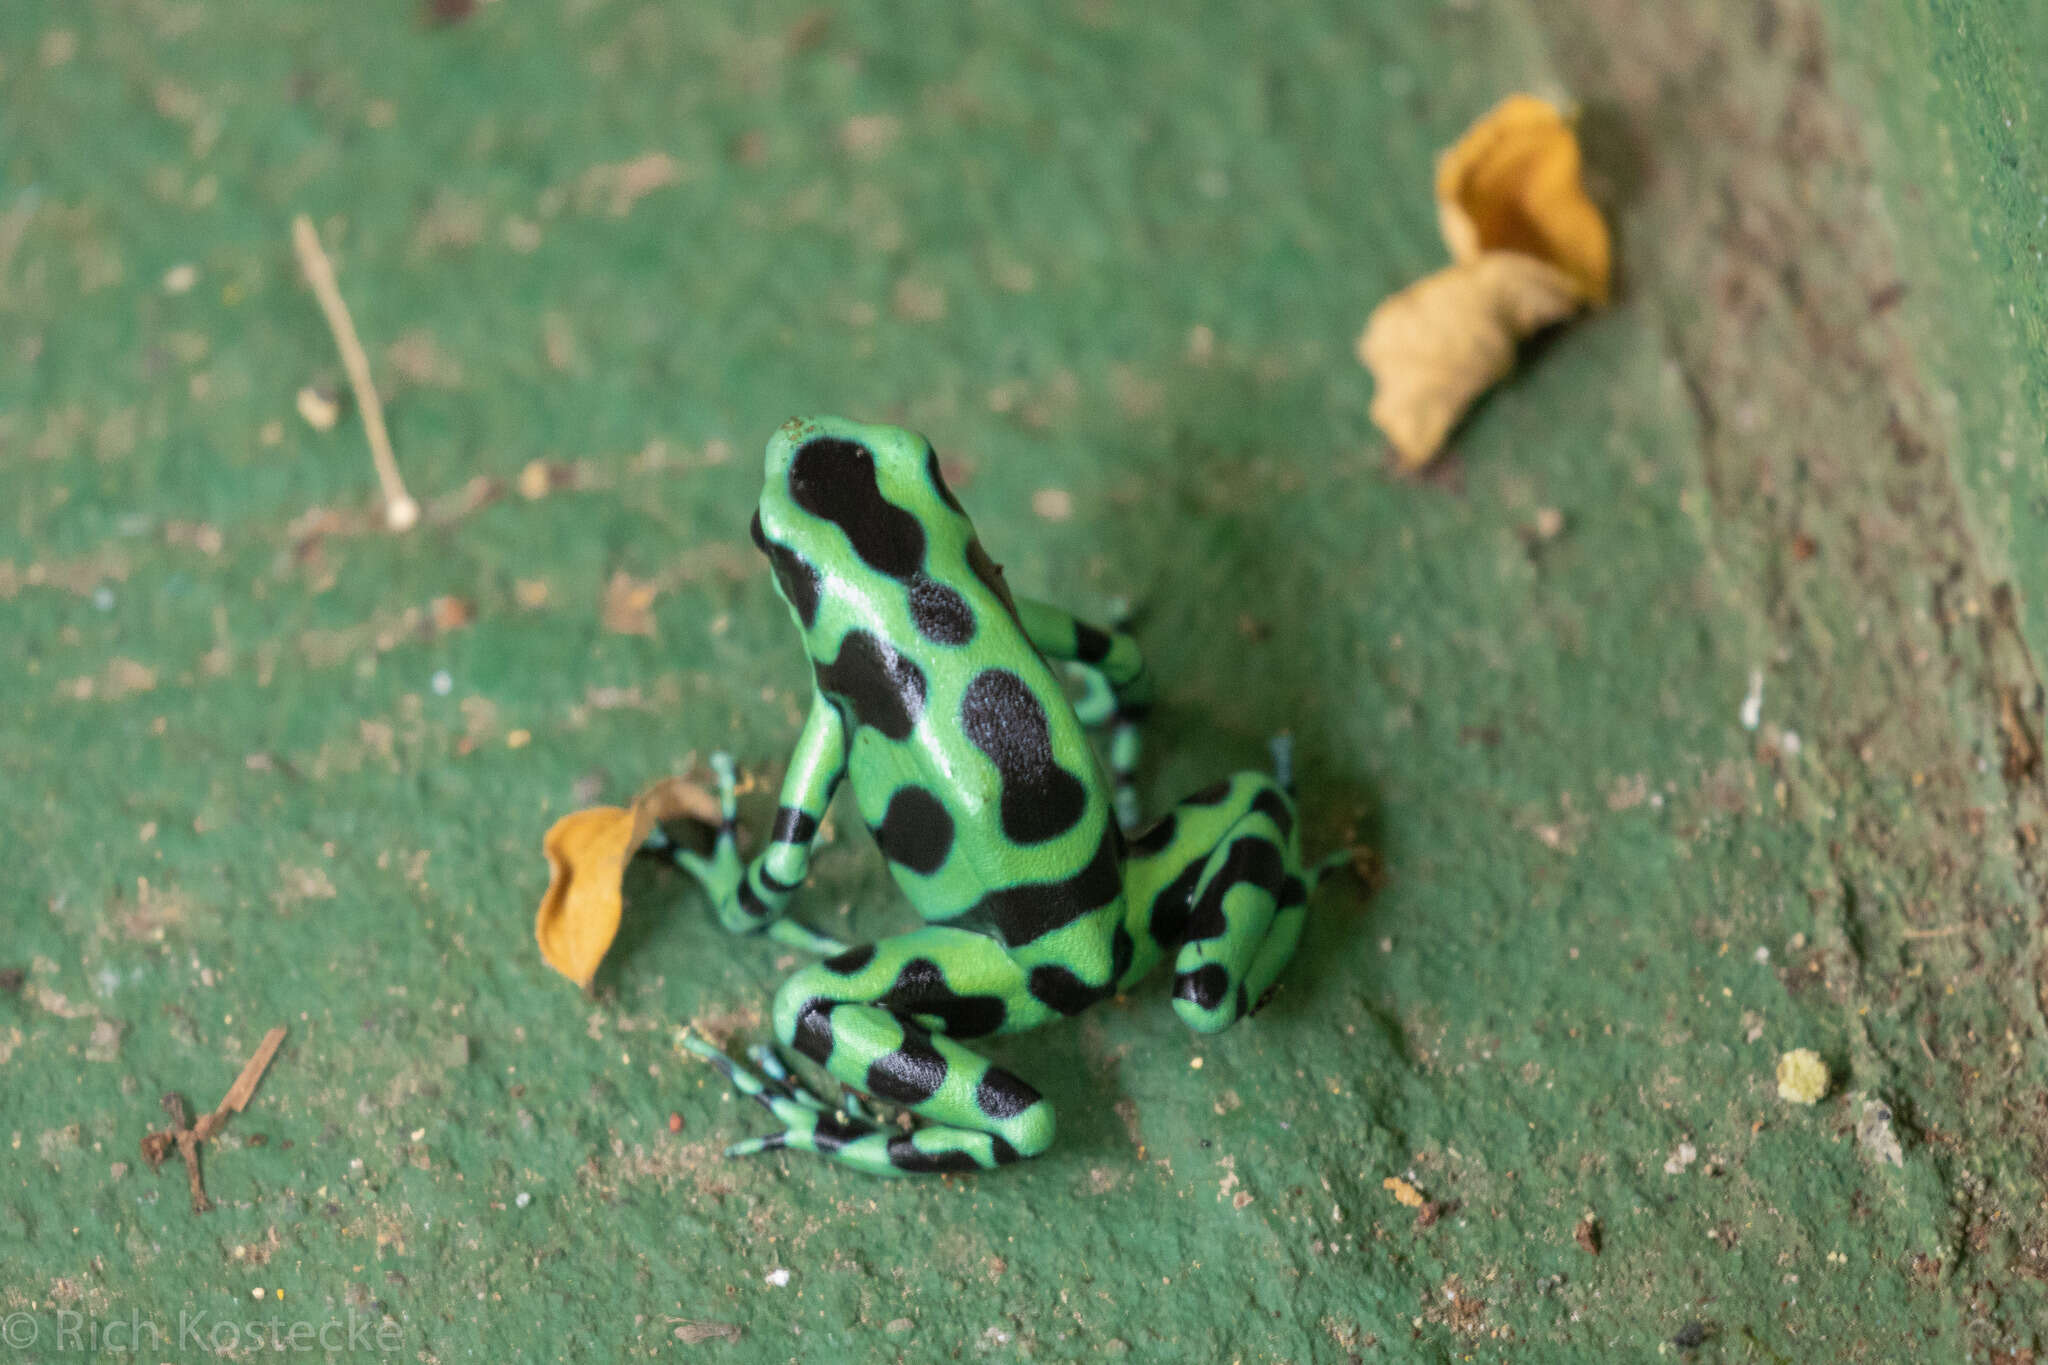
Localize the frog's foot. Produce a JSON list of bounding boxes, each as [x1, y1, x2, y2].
[[684, 1037, 890, 1163], [642, 755, 843, 950], [643, 752, 745, 907], [688, 930, 1062, 1177]]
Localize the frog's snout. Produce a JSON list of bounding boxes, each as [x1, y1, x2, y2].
[[764, 417, 815, 481]]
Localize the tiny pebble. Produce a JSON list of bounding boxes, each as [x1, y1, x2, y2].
[[296, 385, 340, 432], [93, 586, 115, 611], [431, 669, 453, 696], [515, 1191, 531, 1208]]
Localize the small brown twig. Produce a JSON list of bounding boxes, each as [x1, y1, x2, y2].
[[290, 214, 419, 531], [140, 1027, 288, 1214]]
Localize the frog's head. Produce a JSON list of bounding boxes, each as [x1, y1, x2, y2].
[[751, 416, 975, 624]]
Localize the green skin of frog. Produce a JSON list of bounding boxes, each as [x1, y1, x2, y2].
[[658, 415, 1331, 1175]]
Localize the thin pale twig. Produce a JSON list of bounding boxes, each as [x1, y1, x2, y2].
[[290, 214, 418, 531]]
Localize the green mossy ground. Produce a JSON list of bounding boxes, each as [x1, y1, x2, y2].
[[4, 2, 2045, 1361]]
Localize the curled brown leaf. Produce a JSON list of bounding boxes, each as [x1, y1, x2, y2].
[[535, 777, 722, 989]]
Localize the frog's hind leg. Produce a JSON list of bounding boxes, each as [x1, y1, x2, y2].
[[693, 928, 1056, 1176], [1123, 765, 1310, 1034]]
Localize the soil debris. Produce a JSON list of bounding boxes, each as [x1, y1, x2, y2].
[[1775, 1048, 1829, 1104], [139, 1026, 288, 1213]]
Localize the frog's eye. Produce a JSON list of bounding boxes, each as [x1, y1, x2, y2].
[[924, 441, 965, 515], [751, 508, 822, 627]]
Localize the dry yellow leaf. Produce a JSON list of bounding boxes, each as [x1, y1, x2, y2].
[[1357, 93, 1613, 466], [1357, 252, 1581, 468], [1436, 94, 1610, 306], [535, 776, 723, 989], [1383, 1175, 1425, 1208]]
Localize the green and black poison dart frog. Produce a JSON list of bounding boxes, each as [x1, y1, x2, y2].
[[660, 415, 1334, 1175]]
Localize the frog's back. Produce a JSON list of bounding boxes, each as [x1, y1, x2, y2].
[[752, 417, 1125, 962]]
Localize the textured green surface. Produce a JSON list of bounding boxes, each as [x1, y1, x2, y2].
[[4, 2, 2046, 1361]]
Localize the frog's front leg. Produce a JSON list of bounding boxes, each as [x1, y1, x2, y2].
[[689, 927, 1056, 1175], [1013, 597, 1153, 829], [655, 692, 850, 954]]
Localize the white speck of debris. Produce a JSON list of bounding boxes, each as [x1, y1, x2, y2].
[[164, 264, 199, 294], [1780, 730, 1802, 756], [1031, 488, 1074, 521], [410, 1127, 426, 1141], [95, 968, 121, 997], [1754, 946, 1771, 963], [1739, 668, 1764, 731], [1663, 1140, 1698, 1175], [93, 586, 115, 611], [431, 669, 453, 696], [765, 1267, 791, 1288], [515, 1191, 531, 1208]]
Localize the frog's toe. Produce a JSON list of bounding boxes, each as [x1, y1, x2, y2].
[[707, 750, 740, 821], [1267, 731, 1296, 794], [689, 1035, 878, 1159], [745, 1043, 825, 1109], [684, 1035, 769, 1098], [724, 1133, 789, 1158]]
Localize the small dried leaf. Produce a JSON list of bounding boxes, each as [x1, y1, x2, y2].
[[1382, 1175, 1425, 1208], [1358, 253, 1581, 467], [1435, 94, 1610, 306], [535, 777, 723, 989]]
